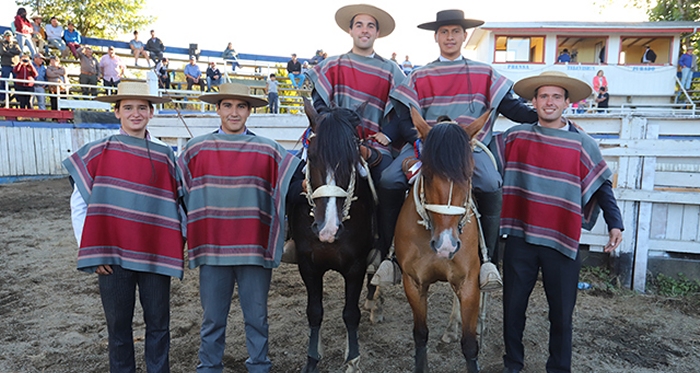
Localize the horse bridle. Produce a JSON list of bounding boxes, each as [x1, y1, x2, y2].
[[413, 171, 474, 234], [302, 133, 377, 222]]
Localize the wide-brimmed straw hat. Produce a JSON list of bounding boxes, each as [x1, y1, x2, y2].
[[417, 9, 484, 31], [199, 83, 268, 107], [513, 71, 592, 103], [335, 4, 395, 38], [95, 82, 171, 104]]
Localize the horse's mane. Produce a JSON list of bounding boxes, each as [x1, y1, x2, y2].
[[311, 107, 361, 184], [421, 122, 473, 186]]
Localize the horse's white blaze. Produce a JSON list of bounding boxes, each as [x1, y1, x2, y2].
[[435, 228, 459, 259], [318, 172, 340, 243]]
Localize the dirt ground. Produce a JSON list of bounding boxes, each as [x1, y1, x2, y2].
[[1, 177, 699, 373]]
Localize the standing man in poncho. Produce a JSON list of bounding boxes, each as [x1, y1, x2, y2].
[[63, 82, 184, 372], [389, 9, 539, 290], [498, 71, 623, 373], [178, 83, 300, 373]]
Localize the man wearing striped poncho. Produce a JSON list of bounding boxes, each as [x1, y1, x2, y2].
[[63, 82, 184, 372], [179, 83, 300, 373], [498, 71, 623, 373]]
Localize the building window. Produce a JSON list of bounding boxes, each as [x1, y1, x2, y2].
[[495, 35, 545, 63], [556, 36, 608, 64], [620, 36, 672, 64]]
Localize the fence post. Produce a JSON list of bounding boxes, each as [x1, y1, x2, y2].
[[146, 70, 159, 114]]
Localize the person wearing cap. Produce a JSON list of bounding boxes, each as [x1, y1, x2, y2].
[[286, 53, 304, 89], [12, 52, 37, 109], [63, 22, 81, 59], [32, 53, 47, 110], [99, 46, 126, 94], [389, 9, 539, 291], [77, 46, 101, 97], [45, 55, 66, 110], [145, 29, 165, 64], [62, 81, 184, 372], [304, 4, 410, 281], [178, 83, 301, 373], [30, 15, 46, 55], [499, 71, 623, 373], [205, 61, 222, 92], [45, 17, 68, 57], [155, 57, 171, 89], [14, 8, 38, 57], [679, 46, 697, 91], [1, 30, 22, 96]]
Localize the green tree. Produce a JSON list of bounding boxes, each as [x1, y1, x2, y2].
[[16, 0, 154, 39]]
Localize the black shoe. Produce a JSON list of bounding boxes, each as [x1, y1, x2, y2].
[[502, 368, 520, 373]]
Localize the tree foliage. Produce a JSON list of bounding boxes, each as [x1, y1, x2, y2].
[[15, 0, 155, 39], [643, 0, 700, 22]]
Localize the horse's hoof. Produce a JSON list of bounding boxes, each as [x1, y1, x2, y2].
[[345, 356, 362, 373], [370, 310, 384, 324], [440, 330, 459, 343], [466, 358, 480, 373], [363, 298, 375, 311], [301, 366, 320, 373]]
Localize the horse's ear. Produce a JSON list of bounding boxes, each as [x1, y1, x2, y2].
[[303, 97, 318, 133], [460, 108, 493, 139], [410, 106, 431, 140]]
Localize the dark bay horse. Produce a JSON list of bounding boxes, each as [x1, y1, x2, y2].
[[289, 99, 375, 373], [394, 107, 491, 373]]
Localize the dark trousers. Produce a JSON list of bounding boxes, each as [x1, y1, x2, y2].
[[15, 85, 33, 108], [80, 73, 98, 97], [98, 265, 171, 373], [104, 78, 120, 95], [502, 235, 581, 373], [267, 92, 278, 113], [187, 77, 205, 91]]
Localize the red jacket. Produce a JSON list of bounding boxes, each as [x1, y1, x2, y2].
[[13, 62, 37, 87], [14, 15, 33, 35]]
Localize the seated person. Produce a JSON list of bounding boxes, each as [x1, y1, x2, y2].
[[222, 42, 240, 71], [44, 17, 66, 55], [145, 29, 165, 63], [184, 55, 205, 91], [206, 61, 222, 92], [63, 22, 81, 59], [155, 57, 171, 89], [129, 30, 150, 66], [557, 49, 571, 63]]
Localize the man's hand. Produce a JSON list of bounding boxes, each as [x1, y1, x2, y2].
[[95, 265, 113, 275], [369, 132, 390, 146], [604, 228, 622, 253]]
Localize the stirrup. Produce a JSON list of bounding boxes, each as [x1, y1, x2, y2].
[[479, 262, 502, 291], [370, 259, 401, 286], [281, 240, 298, 264]]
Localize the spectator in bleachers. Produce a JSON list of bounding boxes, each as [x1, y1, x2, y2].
[[32, 53, 47, 110], [390, 52, 398, 64], [222, 42, 240, 71], [14, 8, 38, 57], [78, 46, 100, 97], [30, 15, 46, 56], [286, 53, 305, 89], [12, 53, 38, 109], [596, 86, 609, 112], [63, 22, 81, 59], [402, 55, 412, 75], [1, 30, 21, 96], [129, 31, 150, 67], [309, 49, 324, 65], [205, 61, 222, 92], [99, 46, 125, 94], [265, 73, 278, 113], [557, 48, 571, 63], [145, 30, 165, 63], [45, 17, 68, 58], [184, 55, 205, 91], [46, 55, 66, 110], [155, 57, 170, 89]]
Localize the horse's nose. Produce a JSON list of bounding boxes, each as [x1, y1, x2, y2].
[[430, 239, 438, 252], [311, 221, 320, 236], [336, 222, 345, 237]]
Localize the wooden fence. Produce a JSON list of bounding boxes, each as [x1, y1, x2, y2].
[[1, 114, 699, 292]]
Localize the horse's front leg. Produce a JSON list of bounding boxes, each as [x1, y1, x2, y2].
[[457, 282, 481, 373], [299, 264, 325, 373], [343, 265, 366, 373], [404, 274, 430, 373]]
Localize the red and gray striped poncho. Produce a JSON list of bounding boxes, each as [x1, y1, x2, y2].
[[62, 135, 185, 278], [390, 58, 511, 145], [495, 123, 612, 259], [178, 133, 300, 269], [306, 52, 405, 151]]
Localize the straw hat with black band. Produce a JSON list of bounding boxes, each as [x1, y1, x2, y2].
[[95, 81, 171, 104], [513, 71, 592, 103], [335, 4, 395, 38], [199, 83, 268, 107], [417, 9, 484, 31]]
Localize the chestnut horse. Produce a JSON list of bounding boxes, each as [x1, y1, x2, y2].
[[394, 108, 490, 373], [289, 99, 375, 373]]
